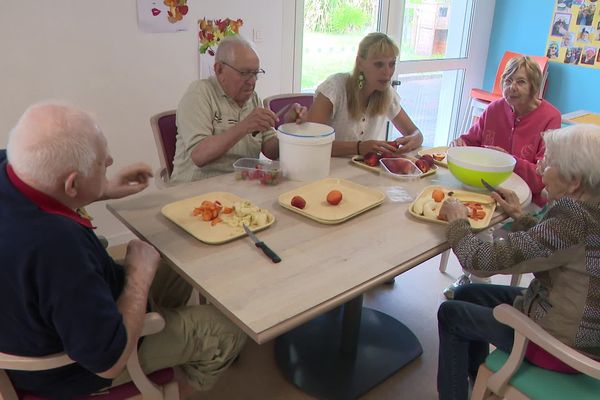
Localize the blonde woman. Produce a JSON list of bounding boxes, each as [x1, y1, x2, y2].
[[307, 32, 423, 157]]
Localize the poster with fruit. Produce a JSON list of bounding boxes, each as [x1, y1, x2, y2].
[[137, 0, 190, 33]]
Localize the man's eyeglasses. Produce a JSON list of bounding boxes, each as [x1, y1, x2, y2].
[[222, 62, 265, 80]]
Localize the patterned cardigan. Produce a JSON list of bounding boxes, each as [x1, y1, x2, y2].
[[447, 197, 600, 357]]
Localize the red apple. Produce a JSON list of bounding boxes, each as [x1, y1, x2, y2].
[[384, 158, 414, 174], [291, 196, 306, 209], [419, 154, 435, 167], [415, 159, 429, 173], [363, 152, 380, 167]]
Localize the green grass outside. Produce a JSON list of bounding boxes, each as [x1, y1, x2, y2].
[[301, 31, 443, 90]]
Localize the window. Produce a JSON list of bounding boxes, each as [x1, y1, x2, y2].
[[289, 0, 495, 145]]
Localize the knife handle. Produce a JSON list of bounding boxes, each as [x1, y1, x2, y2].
[[256, 242, 281, 263]]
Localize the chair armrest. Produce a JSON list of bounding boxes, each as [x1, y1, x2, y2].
[[0, 351, 73, 371], [488, 304, 600, 394], [126, 312, 167, 400]]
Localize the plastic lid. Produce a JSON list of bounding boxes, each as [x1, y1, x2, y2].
[[278, 122, 334, 138]]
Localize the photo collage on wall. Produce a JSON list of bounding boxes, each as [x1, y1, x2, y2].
[[546, 0, 600, 67]]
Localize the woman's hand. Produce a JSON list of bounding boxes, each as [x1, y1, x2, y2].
[[491, 188, 523, 220], [394, 129, 423, 154], [359, 140, 398, 156], [449, 137, 466, 147], [439, 198, 469, 222]]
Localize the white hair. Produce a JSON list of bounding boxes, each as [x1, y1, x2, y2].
[[544, 124, 600, 195], [215, 35, 256, 64], [7, 101, 103, 191]]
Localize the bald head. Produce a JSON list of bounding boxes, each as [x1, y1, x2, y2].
[[7, 102, 105, 193]]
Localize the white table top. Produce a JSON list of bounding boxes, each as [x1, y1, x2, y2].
[[107, 156, 531, 344]]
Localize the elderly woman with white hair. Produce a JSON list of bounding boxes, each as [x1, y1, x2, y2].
[[436, 123, 600, 400]]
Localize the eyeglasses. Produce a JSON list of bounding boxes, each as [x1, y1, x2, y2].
[[221, 62, 265, 80], [503, 77, 529, 88]]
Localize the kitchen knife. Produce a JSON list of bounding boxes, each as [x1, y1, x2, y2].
[[242, 224, 281, 263], [480, 178, 505, 199]]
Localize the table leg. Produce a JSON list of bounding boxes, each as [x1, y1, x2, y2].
[[274, 294, 422, 400]]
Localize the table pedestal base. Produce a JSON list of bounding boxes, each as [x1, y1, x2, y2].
[[275, 300, 422, 400]]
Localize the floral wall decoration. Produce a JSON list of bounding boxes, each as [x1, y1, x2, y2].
[[137, 0, 190, 33], [198, 18, 244, 56], [546, 0, 600, 68]]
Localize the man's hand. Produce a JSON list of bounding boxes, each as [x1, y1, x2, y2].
[[124, 239, 160, 277], [240, 108, 277, 135], [103, 163, 153, 200], [439, 198, 469, 222], [491, 187, 523, 220], [282, 103, 308, 124]]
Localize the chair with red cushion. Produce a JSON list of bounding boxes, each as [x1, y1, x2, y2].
[[0, 313, 179, 400], [150, 110, 177, 187], [263, 93, 314, 128]]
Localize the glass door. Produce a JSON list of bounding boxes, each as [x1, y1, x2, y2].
[[384, 0, 494, 146]]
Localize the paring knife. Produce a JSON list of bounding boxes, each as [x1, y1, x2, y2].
[[252, 104, 293, 136], [480, 178, 505, 199], [242, 224, 281, 263]]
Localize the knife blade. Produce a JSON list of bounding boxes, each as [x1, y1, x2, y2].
[[242, 224, 281, 263], [480, 178, 505, 199]]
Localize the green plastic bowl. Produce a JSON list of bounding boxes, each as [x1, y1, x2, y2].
[[447, 146, 516, 189]]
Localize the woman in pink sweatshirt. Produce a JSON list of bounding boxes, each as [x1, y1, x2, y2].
[[444, 55, 561, 299], [452, 56, 561, 207]]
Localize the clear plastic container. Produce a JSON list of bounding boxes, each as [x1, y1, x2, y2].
[[233, 158, 282, 185], [379, 158, 423, 179]]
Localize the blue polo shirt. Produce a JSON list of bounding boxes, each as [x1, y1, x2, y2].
[[0, 150, 127, 398]]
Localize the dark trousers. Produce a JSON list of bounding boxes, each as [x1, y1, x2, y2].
[[437, 284, 524, 400]]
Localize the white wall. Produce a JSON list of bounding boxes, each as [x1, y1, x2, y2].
[[0, 1, 294, 244]]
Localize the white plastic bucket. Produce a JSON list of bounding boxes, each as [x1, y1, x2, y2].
[[277, 122, 335, 181]]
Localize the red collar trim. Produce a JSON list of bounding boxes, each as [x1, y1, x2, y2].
[[6, 164, 95, 229]]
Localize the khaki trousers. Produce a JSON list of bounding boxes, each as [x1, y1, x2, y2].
[[110, 262, 247, 391]]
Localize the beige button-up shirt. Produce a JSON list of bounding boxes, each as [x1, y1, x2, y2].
[[171, 77, 276, 183]]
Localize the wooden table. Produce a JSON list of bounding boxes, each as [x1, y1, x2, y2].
[[107, 156, 531, 399]]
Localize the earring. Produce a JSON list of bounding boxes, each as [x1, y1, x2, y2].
[[357, 72, 365, 89]]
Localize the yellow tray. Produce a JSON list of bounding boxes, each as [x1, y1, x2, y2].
[[161, 192, 274, 244], [408, 186, 496, 230], [278, 178, 385, 224], [351, 155, 437, 178], [417, 146, 449, 167]]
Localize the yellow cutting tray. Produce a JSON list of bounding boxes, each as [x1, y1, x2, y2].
[[161, 192, 274, 244], [278, 178, 385, 224], [408, 186, 496, 230]]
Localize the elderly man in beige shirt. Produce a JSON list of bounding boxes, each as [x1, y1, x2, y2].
[[171, 35, 305, 183]]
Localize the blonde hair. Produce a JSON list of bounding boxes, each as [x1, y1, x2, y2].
[[346, 32, 399, 120], [501, 56, 542, 99]]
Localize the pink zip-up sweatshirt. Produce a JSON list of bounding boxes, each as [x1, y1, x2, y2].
[[459, 98, 561, 206]]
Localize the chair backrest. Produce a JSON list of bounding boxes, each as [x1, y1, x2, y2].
[[0, 313, 178, 400], [263, 93, 315, 128], [491, 51, 550, 98], [150, 110, 178, 179]]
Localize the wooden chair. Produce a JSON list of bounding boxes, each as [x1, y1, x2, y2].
[[471, 304, 600, 400], [0, 313, 179, 400], [263, 93, 314, 128], [150, 110, 177, 187]]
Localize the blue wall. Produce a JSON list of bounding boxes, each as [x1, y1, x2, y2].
[[483, 0, 599, 114]]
